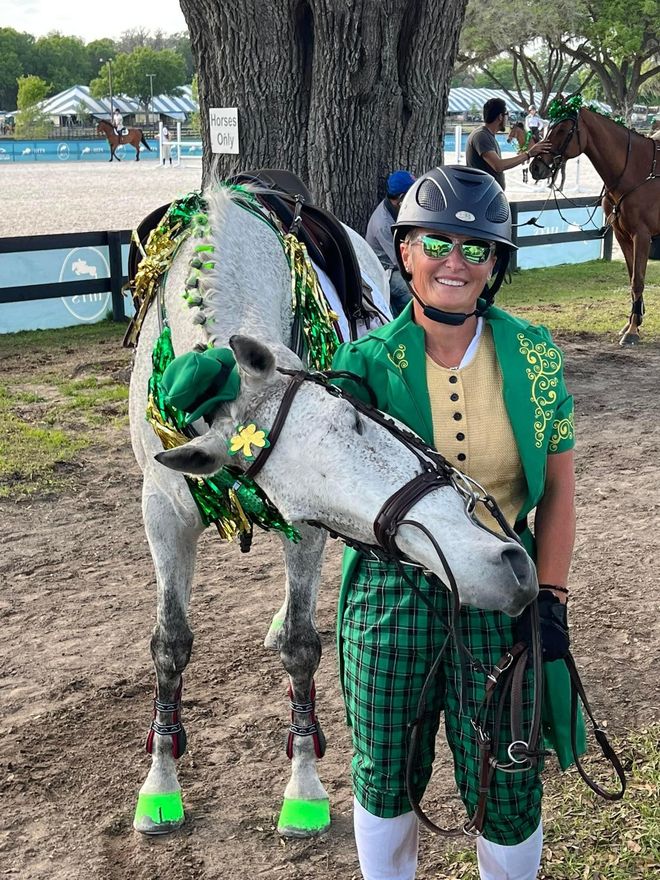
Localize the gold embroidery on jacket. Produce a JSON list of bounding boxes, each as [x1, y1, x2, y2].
[[549, 411, 574, 452], [387, 344, 408, 369], [518, 334, 562, 447]]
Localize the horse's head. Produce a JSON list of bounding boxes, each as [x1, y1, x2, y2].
[[530, 112, 582, 180], [155, 335, 538, 616], [506, 122, 522, 144]]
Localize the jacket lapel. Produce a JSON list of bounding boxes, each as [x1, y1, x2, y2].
[[370, 305, 434, 444], [487, 309, 545, 514]]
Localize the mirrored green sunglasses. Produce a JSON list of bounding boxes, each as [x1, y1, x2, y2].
[[412, 233, 495, 265]]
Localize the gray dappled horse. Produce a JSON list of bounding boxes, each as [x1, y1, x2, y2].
[[128, 184, 538, 838]]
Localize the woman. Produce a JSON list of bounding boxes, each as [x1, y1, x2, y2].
[[332, 166, 575, 880]]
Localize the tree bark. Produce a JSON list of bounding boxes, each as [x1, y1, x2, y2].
[[179, 0, 468, 230]]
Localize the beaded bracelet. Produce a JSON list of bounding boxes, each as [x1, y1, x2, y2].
[[539, 583, 569, 595]]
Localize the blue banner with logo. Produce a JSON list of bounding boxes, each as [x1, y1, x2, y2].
[[0, 245, 134, 333]]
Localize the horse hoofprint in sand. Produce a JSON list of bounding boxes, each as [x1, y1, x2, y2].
[[128, 182, 538, 838]]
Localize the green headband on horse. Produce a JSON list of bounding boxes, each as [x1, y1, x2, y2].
[[547, 94, 627, 128]]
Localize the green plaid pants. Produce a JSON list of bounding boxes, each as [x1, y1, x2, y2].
[[340, 558, 543, 846]]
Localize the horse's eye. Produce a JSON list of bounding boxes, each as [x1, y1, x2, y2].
[[354, 412, 365, 435]]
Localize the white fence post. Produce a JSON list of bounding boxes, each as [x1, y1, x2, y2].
[[175, 121, 182, 166], [454, 124, 462, 163]]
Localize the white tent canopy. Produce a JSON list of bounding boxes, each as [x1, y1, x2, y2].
[[447, 88, 523, 115], [37, 83, 611, 124], [447, 87, 612, 117], [39, 84, 197, 122]]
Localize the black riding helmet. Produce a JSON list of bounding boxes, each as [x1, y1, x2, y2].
[[392, 166, 517, 325]]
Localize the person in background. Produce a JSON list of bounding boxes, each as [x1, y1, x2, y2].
[[525, 105, 543, 140], [112, 108, 123, 136], [466, 98, 550, 191], [161, 124, 172, 165], [366, 170, 416, 316]]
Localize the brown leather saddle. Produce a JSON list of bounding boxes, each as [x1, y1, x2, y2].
[[126, 168, 372, 342]]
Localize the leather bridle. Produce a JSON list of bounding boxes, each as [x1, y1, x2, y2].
[[242, 365, 625, 834], [534, 114, 582, 180]]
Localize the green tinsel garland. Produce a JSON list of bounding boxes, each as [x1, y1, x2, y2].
[[547, 94, 627, 128], [139, 182, 343, 546], [147, 326, 301, 544]]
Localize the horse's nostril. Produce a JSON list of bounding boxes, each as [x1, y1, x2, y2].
[[500, 544, 533, 586]]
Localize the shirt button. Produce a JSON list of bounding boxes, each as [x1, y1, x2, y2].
[[450, 393, 459, 401], [457, 453, 466, 462], [456, 432, 465, 441], [453, 412, 462, 421], [449, 375, 458, 384]]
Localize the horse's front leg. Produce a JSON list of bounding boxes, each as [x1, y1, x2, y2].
[[272, 524, 331, 837], [133, 479, 203, 834], [621, 231, 650, 346]]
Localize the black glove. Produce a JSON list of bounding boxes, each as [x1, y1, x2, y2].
[[516, 590, 570, 662]]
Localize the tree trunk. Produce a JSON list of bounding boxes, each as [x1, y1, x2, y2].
[[179, 0, 468, 230]]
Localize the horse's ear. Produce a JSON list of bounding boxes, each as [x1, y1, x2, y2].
[[229, 335, 276, 381]]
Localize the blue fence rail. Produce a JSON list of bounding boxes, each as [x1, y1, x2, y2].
[[510, 195, 613, 271], [0, 196, 613, 334]]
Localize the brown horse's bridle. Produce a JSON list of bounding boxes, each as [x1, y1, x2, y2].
[[240, 364, 625, 834], [534, 113, 583, 180]]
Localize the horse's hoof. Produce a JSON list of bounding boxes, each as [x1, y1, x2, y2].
[[619, 333, 641, 347], [133, 790, 184, 834], [277, 797, 330, 838]]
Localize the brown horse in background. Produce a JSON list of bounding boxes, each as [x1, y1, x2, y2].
[[506, 122, 543, 185], [530, 107, 660, 346], [97, 119, 152, 162]]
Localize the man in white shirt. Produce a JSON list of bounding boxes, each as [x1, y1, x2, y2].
[[112, 109, 123, 136]]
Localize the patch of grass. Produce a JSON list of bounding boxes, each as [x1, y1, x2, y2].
[[0, 406, 87, 498], [0, 319, 127, 356], [437, 724, 660, 879], [0, 321, 131, 496], [498, 260, 660, 339], [57, 378, 128, 411]]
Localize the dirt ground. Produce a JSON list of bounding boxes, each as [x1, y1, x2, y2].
[[1, 327, 659, 880]]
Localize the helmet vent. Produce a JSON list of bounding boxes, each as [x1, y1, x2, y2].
[[486, 193, 510, 223], [416, 179, 446, 212]]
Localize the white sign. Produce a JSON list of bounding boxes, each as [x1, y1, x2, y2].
[[59, 247, 111, 322], [209, 107, 239, 154]]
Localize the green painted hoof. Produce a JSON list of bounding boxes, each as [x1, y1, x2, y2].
[[277, 797, 331, 838], [133, 790, 185, 835]]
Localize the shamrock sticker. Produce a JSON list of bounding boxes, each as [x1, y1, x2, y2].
[[228, 424, 270, 461]]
